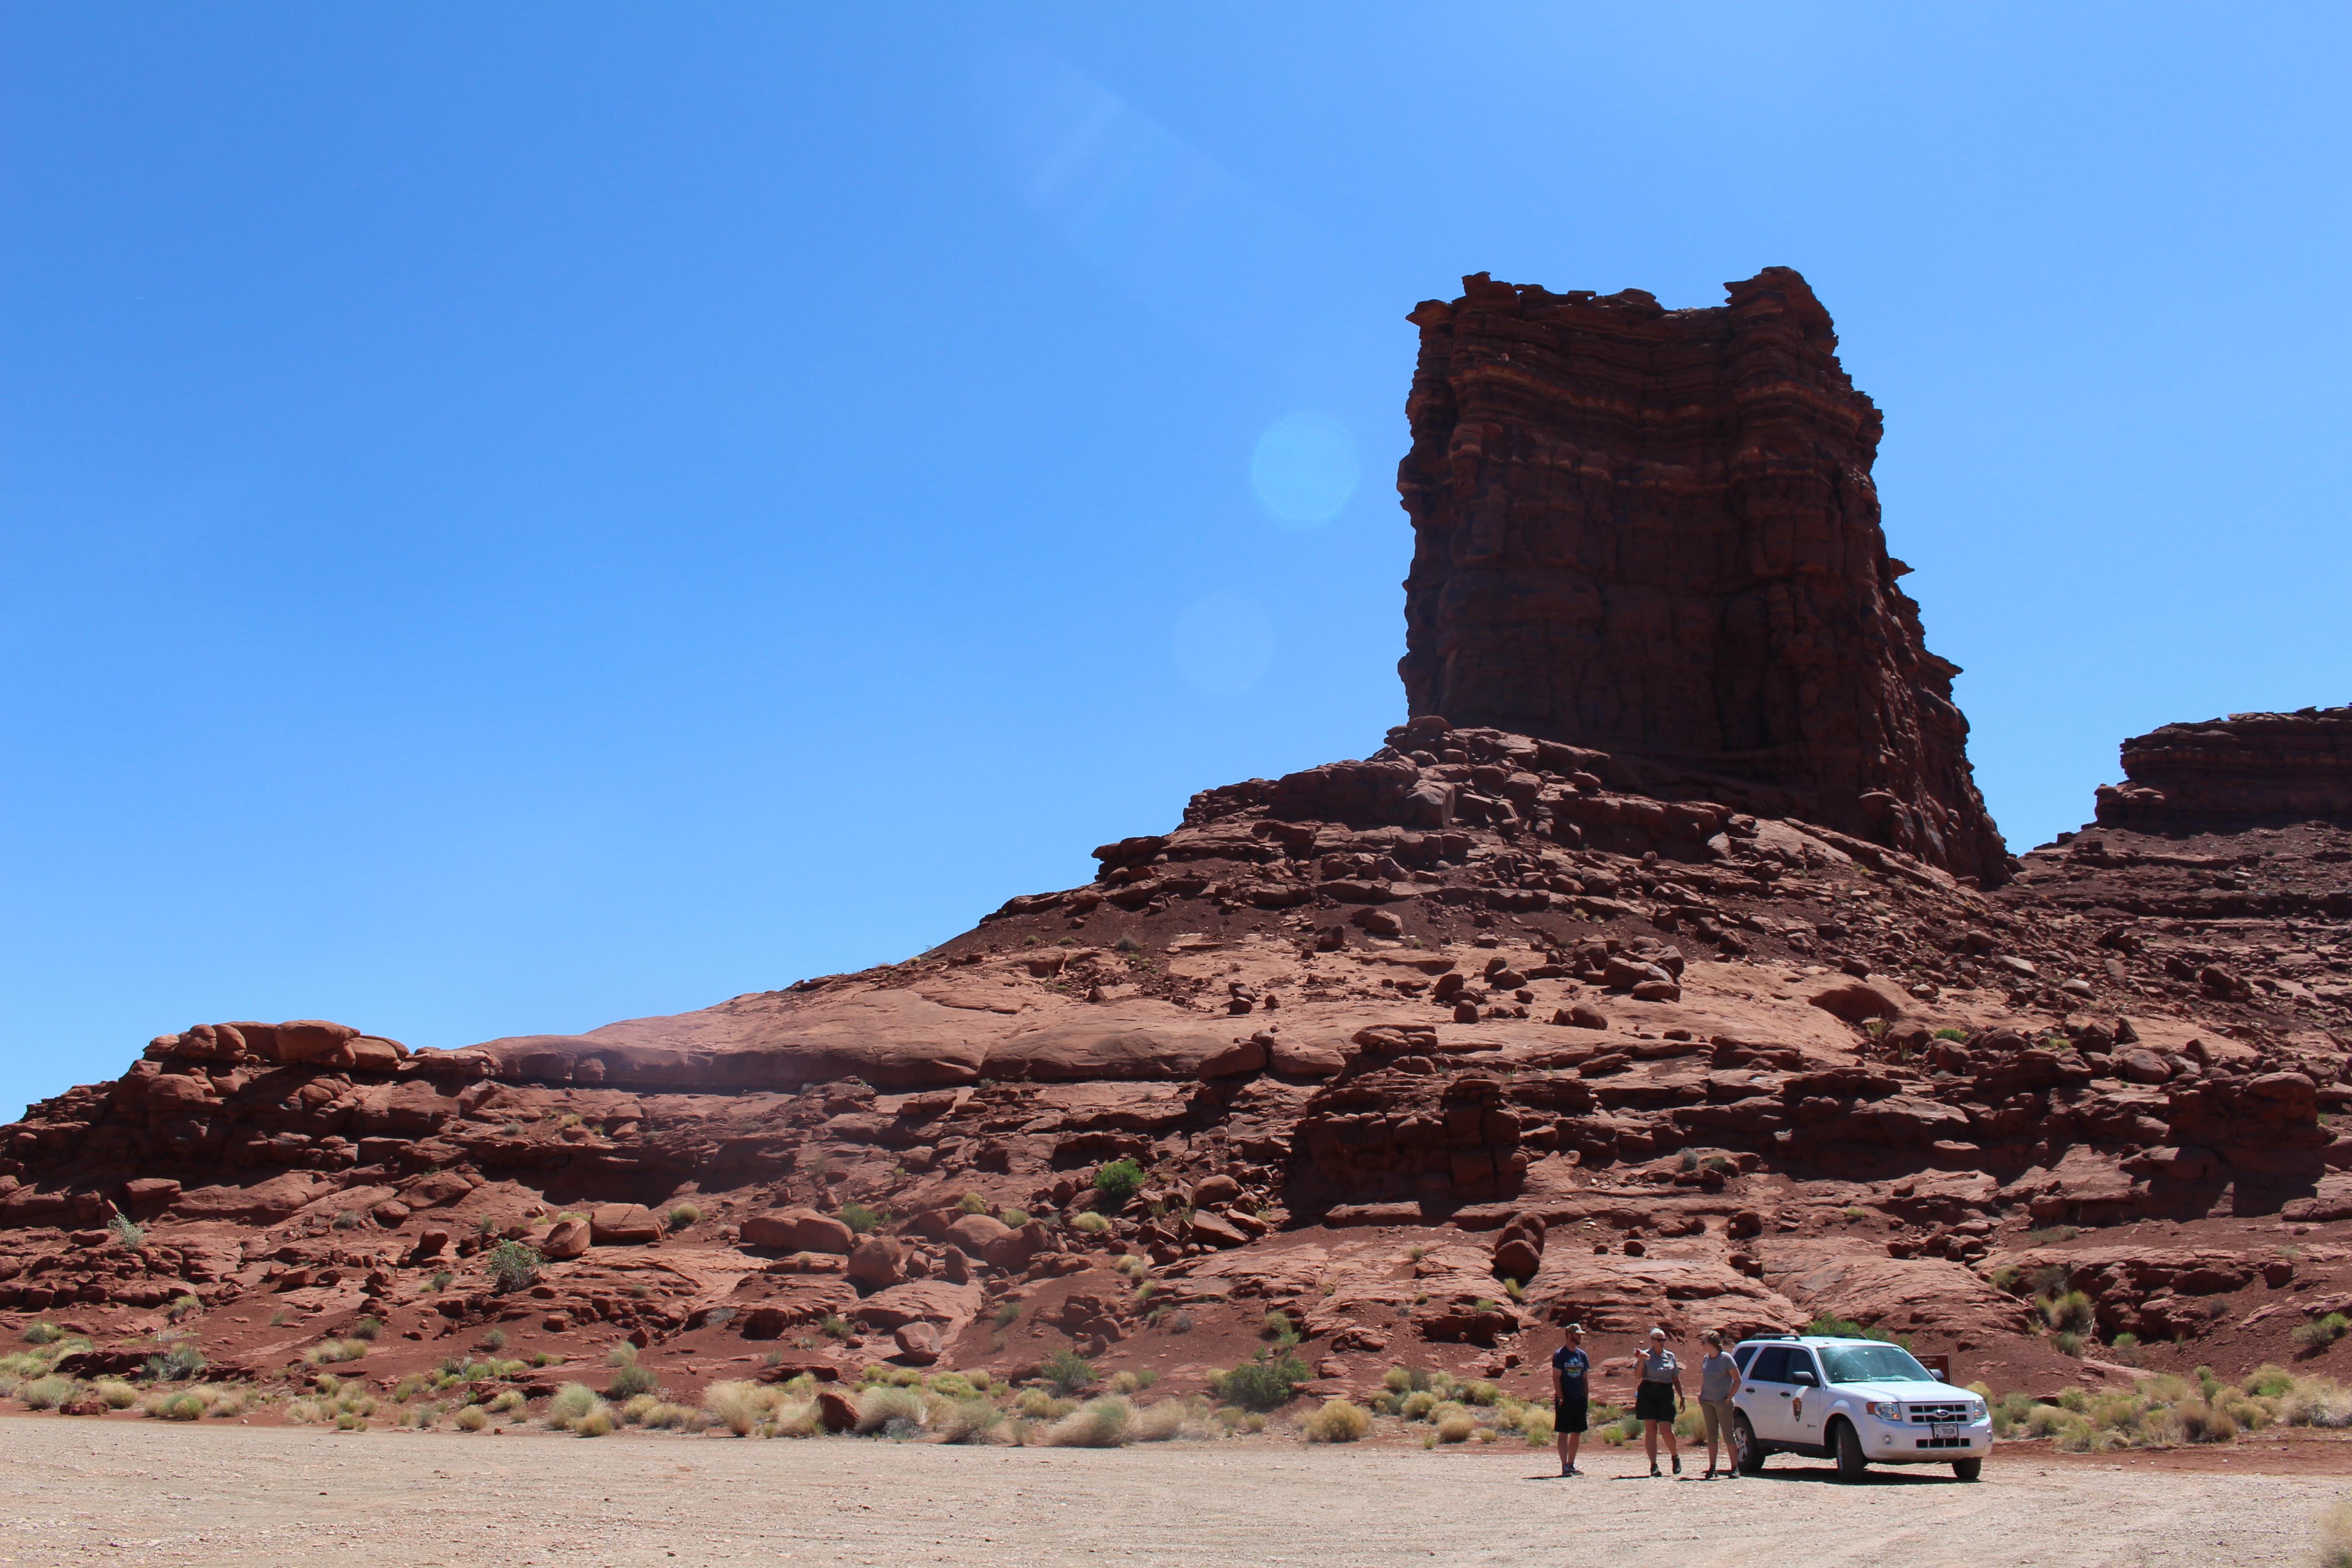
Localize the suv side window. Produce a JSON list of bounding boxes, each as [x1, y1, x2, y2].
[[1733, 1345, 1760, 1373], [1788, 1350, 1821, 1385], [1747, 1346, 1790, 1383]]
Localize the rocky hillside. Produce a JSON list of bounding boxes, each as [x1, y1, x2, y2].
[[3, 278, 2348, 1427]]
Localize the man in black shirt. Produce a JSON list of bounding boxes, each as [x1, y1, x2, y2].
[[1551, 1322, 1590, 1476]]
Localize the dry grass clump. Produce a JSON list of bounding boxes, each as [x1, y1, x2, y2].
[[1435, 1412, 1476, 1444], [20, 1375, 74, 1410], [855, 1383, 928, 1437], [2317, 1498, 2352, 1568], [545, 1382, 605, 1431], [95, 1379, 138, 1410], [304, 1338, 370, 1366], [704, 1380, 768, 1437], [456, 1406, 489, 1432], [1303, 1398, 1371, 1443], [931, 1397, 1006, 1445], [1015, 1387, 1076, 1421], [1045, 1396, 1131, 1447]]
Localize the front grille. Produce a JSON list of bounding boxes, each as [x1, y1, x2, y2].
[[1913, 1436, 1971, 1450], [1905, 1403, 1971, 1423]]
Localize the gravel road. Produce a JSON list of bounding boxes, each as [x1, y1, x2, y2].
[[2, 1422, 2346, 1567]]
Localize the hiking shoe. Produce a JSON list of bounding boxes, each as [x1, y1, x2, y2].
[[1671, 1455, 1682, 1475], [1649, 1465, 1661, 1478]]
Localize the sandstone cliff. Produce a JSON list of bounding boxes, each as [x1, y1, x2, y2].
[[2096, 705, 2352, 832], [1395, 269, 2007, 886]]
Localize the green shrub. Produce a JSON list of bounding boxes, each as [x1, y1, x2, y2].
[[350, 1315, 383, 1342], [1071, 1211, 1110, 1235], [2295, 1313, 2351, 1353], [2244, 1364, 2295, 1399], [839, 1202, 880, 1234], [1933, 1027, 1967, 1041], [2026, 1225, 2079, 1245], [1093, 1158, 1147, 1208], [1000, 1208, 1030, 1227], [992, 1301, 1022, 1329], [21, 1322, 61, 1347], [1040, 1347, 1098, 1396], [959, 1192, 990, 1215], [107, 1212, 145, 1248], [1303, 1398, 1371, 1443], [456, 1406, 488, 1432], [485, 1240, 543, 1292], [607, 1361, 659, 1399], [2053, 1330, 2086, 1358], [2043, 1290, 2096, 1334], [21, 1375, 74, 1410], [1210, 1348, 1310, 1411], [667, 1203, 701, 1232], [146, 1342, 207, 1381], [1044, 1395, 1130, 1447]]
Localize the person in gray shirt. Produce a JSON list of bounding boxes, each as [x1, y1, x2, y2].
[[1695, 1330, 1743, 1479]]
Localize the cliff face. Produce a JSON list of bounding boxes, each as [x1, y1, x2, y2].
[[2096, 706, 2352, 831], [1395, 268, 2008, 886]]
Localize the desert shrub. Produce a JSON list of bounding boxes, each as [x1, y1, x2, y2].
[[1093, 1158, 1147, 1207], [1465, 1380, 1500, 1407], [1436, 1413, 1475, 1444], [1990, 1265, 2024, 1295], [2320, 1499, 2352, 1568], [2282, 1378, 2352, 1429], [147, 1341, 207, 1381], [546, 1382, 599, 1426], [2026, 1225, 2080, 1246], [1303, 1398, 1372, 1443], [1807, 1314, 1867, 1338], [165, 1294, 202, 1323], [21, 1375, 74, 1410], [931, 1397, 1004, 1444], [1168, 1311, 1195, 1334], [1519, 1408, 1556, 1445], [2043, 1290, 2096, 1334], [427, 1270, 453, 1292], [1383, 1367, 1415, 1395], [1040, 1347, 1098, 1396], [838, 1202, 880, 1234], [2244, 1364, 2295, 1399], [2179, 1401, 2238, 1443], [1001, 1208, 1030, 1227], [1211, 1348, 1310, 1411], [20, 1322, 64, 1348], [1125, 1398, 1188, 1442], [1071, 1211, 1110, 1235], [855, 1383, 926, 1436], [2295, 1313, 2350, 1353], [575, 1406, 616, 1437], [485, 1240, 543, 1293], [2110, 1332, 2141, 1363], [1046, 1396, 1132, 1447], [456, 1406, 488, 1432], [619, 1393, 659, 1424], [959, 1192, 990, 1215], [488, 1388, 525, 1414], [1014, 1388, 1076, 1421], [605, 1343, 659, 1398], [2053, 1331, 2086, 1357], [667, 1203, 701, 1231], [304, 1339, 368, 1367], [94, 1379, 137, 1409], [1401, 1389, 1438, 1421], [704, 1380, 764, 1436], [350, 1315, 383, 1342], [1263, 1309, 1296, 1340]]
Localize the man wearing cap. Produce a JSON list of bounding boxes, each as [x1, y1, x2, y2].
[[1550, 1322, 1590, 1476]]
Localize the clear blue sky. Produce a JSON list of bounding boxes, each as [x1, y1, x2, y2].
[[4, 5, 2347, 1117]]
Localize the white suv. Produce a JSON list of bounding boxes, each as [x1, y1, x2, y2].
[[1726, 1335, 1993, 1482]]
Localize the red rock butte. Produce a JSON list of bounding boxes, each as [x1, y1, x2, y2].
[[0, 273, 2347, 1433], [1397, 269, 2008, 887]]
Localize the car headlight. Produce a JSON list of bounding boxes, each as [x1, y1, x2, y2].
[[1968, 1401, 1987, 1421], [1863, 1401, 1904, 1419]]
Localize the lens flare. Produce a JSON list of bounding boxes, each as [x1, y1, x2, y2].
[[1251, 412, 1358, 526]]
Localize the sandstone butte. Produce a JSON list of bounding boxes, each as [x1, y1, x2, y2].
[[3, 270, 2349, 1425]]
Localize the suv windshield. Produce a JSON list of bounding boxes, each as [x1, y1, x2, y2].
[[1818, 1343, 1936, 1384]]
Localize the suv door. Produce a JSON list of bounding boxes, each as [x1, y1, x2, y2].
[[1742, 1345, 1794, 1441], [1784, 1348, 1826, 1450]]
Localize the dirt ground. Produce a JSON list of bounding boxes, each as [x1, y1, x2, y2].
[[3, 1423, 2349, 1568]]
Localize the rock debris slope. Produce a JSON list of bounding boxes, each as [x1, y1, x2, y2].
[[2, 277, 2349, 1416]]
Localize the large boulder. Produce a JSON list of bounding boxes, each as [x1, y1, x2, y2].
[[540, 1217, 591, 1259], [589, 1203, 661, 1245], [848, 1236, 907, 1289], [740, 1208, 855, 1254]]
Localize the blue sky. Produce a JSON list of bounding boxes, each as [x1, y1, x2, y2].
[[3, 5, 2347, 1116]]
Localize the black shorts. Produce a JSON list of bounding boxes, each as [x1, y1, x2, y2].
[[1634, 1382, 1677, 1422], [1555, 1394, 1588, 1433]]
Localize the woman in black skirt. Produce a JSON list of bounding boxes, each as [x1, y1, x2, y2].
[[1632, 1327, 1685, 1476]]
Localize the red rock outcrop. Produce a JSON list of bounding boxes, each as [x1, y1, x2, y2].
[[2096, 705, 2352, 831], [1395, 269, 2008, 886]]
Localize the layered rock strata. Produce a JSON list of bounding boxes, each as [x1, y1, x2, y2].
[[1395, 268, 2007, 885], [2096, 706, 2352, 831]]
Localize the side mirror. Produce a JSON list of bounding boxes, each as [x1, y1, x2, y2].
[[1791, 1370, 1816, 1387]]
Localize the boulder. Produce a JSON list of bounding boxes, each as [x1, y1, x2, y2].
[[816, 1389, 860, 1432], [893, 1321, 943, 1363], [541, 1217, 591, 1259], [848, 1236, 907, 1289], [1191, 1174, 1243, 1207], [589, 1203, 661, 1245], [1190, 1211, 1248, 1249], [1803, 978, 1909, 1023], [741, 1209, 856, 1254], [945, 1214, 1013, 1254], [1197, 1037, 1269, 1079]]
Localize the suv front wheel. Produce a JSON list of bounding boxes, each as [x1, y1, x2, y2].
[[1833, 1420, 1869, 1482], [1952, 1457, 1982, 1482], [1730, 1412, 1765, 1475]]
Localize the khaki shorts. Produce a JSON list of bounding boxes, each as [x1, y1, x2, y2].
[[1700, 1398, 1734, 1442]]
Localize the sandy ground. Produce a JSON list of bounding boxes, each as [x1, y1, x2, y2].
[[2, 1423, 2348, 1568]]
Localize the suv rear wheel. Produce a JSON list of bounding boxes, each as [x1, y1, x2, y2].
[[1952, 1457, 1982, 1482], [1833, 1420, 1869, 1482], [1730, 1413, 1765, 1475]]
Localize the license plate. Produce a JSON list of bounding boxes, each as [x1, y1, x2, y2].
[[1933, 1423, 1959, 1439]]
